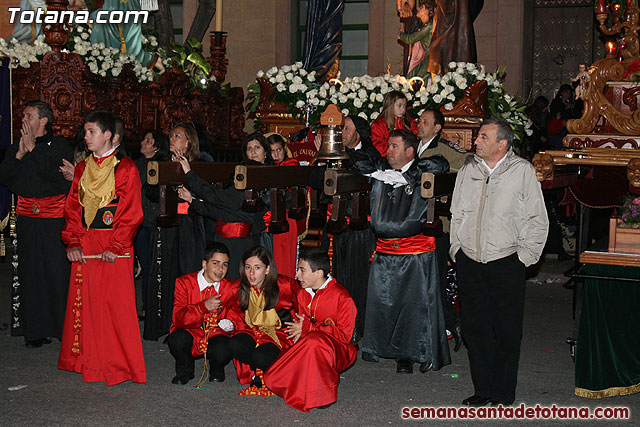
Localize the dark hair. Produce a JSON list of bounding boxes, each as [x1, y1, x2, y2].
[[25, 100, 54, 132], [203, 242, 230, 261], [84, 110, 115, 139], [73, 126, 89, 163], [114, 116, 125, 142], [171, 123, 200, 162], [481, 117, 514, 149], [299, 248, 330, 279], [238, 246, 279, 311], [148, 130, 170, 160], [241, 133, 274, 165], [429, 109, 445, 129], [389, 128, 419, 154]]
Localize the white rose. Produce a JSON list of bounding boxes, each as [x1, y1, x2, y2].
[[455, 79, 467, 89], [370, 112, 379, 120], [466, 63, 475, 71], [329, 86, 336, 95], [257, 70, 264, 78], [319, 87, 327, 98], [282, 65, 291, 72], [99, 70, 106, 77], [405, 93, 413, 101], [289, 84, 297, 93], [89, 63, 98, 72], [285, 72, 293, 80], [275, 74, 285, 83], [293, 76, 303, 84], [369, 93, 376, 102], [358, 112, 368, 120], [299, 69, 307, 76], [353, 98, 363, 108], [338, 94, 348, 103], [291, 63, 298, 71], [444, 102, 454, 110], [276, 83, 286, 91], [296, 100, 305, 108], [341, 108, 350, 115], [307, 73, 315, 82], [295, 61, 303, 68], [433, 94, 443, 103], [447, 93, 456, 101], [375, 93, 384, 102], [269, 77, 276, 84], [448, 61, 457, 69], [310, 97, 319, 105], [267, 66, 277, 76], [112, 68, 122, 77]]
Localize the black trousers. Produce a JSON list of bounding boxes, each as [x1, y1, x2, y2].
[[436, 233, 460, 332], [456, 251, 526, 404], [167, 329, 231, 377], [228, 332, 281, 372]]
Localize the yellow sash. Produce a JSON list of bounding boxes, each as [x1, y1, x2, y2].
[[79, 155, 118, 228], [245, 287, 281, 347]]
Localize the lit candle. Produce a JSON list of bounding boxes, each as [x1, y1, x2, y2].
[[607, 41, 618, 57], [596, 0, 607, 14], [214, 0, 223, 32]]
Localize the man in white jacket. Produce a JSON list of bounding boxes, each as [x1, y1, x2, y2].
[[450, 118, 549, 407]]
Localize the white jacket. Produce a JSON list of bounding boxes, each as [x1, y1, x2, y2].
[[449, 149, 549, 266]]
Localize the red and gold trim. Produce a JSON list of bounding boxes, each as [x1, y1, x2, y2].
[[72, 264, 83, 357]]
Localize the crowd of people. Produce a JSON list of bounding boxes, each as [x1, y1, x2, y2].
[[0, 95, 549, 411]]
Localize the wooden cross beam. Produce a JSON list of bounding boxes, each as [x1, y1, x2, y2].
[[234, 165, 314, 234]]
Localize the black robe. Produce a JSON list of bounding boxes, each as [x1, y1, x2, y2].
[[0, 133, 73, 341], [352, 154, 452, 368], [143, 180, 206, 341], [185, 171, 265, 281]]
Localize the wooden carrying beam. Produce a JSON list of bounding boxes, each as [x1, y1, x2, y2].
[[147, 161, 237, 185], [234, 165, 314, 190], [420, 172, 457, 199]]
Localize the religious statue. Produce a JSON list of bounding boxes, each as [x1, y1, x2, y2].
[[397, 0, 434, 80], [627, 158, 640, 188], [90, 0, 164, 73], [571, 62, 590, 100], [7, 0, 46, 43]]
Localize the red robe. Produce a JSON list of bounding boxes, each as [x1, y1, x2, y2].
[[232, 274, 298, 384], [371, 116, 418, 157], [58, 152, 146, 385], [170, 272, 243, 356], [264, 278, 357, 412]]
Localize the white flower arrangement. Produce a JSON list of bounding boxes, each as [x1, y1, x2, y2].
[[67, 24, 157, 83], [250, 62, 532, 144], [0, 35, 51, 69]]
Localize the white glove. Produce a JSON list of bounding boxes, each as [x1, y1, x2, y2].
[[367, 170, 408, 188], [218, 318, 234, 332]]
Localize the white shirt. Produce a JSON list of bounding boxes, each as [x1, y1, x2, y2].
[[94, 146, 117, 159], [197, 268, 220, 293], [481, 153, 508, 175], [305, 275, 332, 299], [417, 135, 437, 157]]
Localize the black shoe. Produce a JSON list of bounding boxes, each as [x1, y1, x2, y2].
[[453, 325, 463, 352], [396, 359, 413, 374], [251, 375, 262, 389], [315, 401, 336, 410], [361, 352, 378, 362], [171, 374, 194, 385], [209, 366, 225, 382], [419, 362, 433, 373], [25, 338, 51, 348], [462, 395, 493, 407]]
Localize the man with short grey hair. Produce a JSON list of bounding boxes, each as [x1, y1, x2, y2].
[[450, 117, 548, 407]]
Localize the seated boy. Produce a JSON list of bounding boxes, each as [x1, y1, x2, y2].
[[167, 242, 242, 385], [264, 248, 357, 412], [58, 110, 145, 385]]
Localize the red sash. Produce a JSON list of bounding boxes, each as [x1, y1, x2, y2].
[[17, 194, 66, 218], [375, 233, 435, 255], [216, 220, 251, 238], [177, 202, 190, 215]]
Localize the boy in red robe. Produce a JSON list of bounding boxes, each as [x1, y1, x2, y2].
[[264, 248, 357, 412], [58, 110, 145, 385], [167, 242, 243, 385]]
